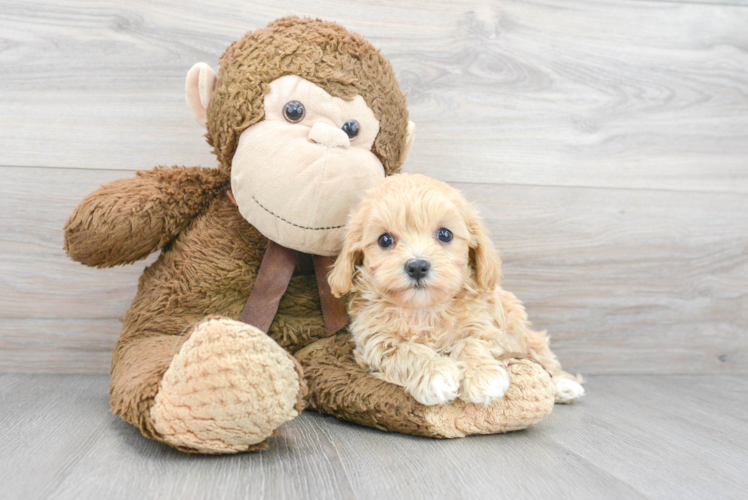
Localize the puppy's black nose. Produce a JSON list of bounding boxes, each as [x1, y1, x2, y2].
[[405, 259, 430, 281]]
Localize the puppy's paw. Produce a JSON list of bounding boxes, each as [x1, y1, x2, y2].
[[408, 358, 463, 406], [460, 361, 510, 405], [554, 377, 585, 404]]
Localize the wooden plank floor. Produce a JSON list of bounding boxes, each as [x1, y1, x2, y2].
[[0, 374, 746, 500]]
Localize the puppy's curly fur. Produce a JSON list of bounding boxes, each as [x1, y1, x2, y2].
[[330, 174, 584, 406]]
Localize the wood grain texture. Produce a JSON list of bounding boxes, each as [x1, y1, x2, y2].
[[1, 0, 748, 192], [326, 376, 748, 499], [0, 167, 157, 321], [657, 0, 748, 4], [1, 1, 747, 375], [1, 374, 747, 499], [1, 166, 746, 375], [2, 319, 122, 373]]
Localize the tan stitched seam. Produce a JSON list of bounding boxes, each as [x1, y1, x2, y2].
[[252, 195, 344, 231]]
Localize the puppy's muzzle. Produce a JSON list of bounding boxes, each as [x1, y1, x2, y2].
[[405, 259, 430, 283]]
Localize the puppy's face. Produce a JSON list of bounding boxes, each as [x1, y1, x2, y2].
[[330, 174, 501, 309], [361, 190, 471, 309]]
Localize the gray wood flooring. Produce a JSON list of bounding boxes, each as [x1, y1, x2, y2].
[[1, 374, 746, 500]]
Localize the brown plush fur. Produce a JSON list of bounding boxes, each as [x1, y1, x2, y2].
[[63, 17, 555, 453], [296, 335, 554, 438], [64, 166, 229, 267], [207, 17, 410, 176]]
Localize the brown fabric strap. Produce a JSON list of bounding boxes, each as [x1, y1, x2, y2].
[[312, 255, 350, 334], [240, 240, 298, 333], [230, 190, 349, 335]]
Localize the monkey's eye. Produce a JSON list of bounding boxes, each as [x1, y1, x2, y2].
[[437, 228, 453, 243], [342, 120, 360, 139], [283, 101, 305, 123], [378, 233, 394, 249]]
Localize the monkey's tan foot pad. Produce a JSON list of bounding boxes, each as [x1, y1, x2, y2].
[[151, 317, 306, 454], [296, 335, 555, 438]]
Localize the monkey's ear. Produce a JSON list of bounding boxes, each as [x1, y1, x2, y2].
[[185, 62, 218, 127], [400, 121, 416, 165]]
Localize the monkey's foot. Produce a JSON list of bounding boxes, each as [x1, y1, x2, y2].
[[150, 318, 305, 453]]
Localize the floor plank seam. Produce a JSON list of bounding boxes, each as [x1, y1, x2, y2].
[[3, 164, 747, 197], [305, 415, 361, 500], [39, 411, 111, 499], [546, 435, 656, 500], [628, 0, 748, 8]]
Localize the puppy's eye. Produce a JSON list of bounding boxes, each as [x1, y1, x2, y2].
[[437, 228, 453, 243], [378, 233, 394, 248], [342, 120, 360, 139], [283, 101, 305, 123]]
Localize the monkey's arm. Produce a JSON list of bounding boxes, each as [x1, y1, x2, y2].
[[64, 166, 229, 267], [297, 334, 555, 438]]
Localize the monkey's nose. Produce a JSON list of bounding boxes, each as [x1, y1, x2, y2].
[[308, 122, 350, 148], [405, 259, 430, 281]]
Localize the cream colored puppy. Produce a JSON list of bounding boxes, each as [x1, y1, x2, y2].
[[329, 174, 584, 406]]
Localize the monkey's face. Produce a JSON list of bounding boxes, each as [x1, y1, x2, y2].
[[229, 75, 385, 256]]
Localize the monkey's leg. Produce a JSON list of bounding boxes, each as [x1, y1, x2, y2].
[[295, 334, 554, 438], [111, 317, 306, 454]]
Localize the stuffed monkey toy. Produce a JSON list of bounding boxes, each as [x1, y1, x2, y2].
[[64, 17, 555, 454]]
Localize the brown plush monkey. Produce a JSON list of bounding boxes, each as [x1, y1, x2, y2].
[[64, 17, 555, 454]]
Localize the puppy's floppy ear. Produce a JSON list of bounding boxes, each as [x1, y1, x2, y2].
[[466, 206, 502, 291], [329, 204, 367, 297]]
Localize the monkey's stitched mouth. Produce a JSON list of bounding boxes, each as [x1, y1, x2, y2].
[[252, 195, 344, 231]]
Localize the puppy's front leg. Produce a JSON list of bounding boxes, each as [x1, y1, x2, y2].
[[450, 338, 510, 405], [356, 339, 463, 406]]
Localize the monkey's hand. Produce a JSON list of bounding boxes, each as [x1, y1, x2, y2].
[[64, 166, 228, 267]]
